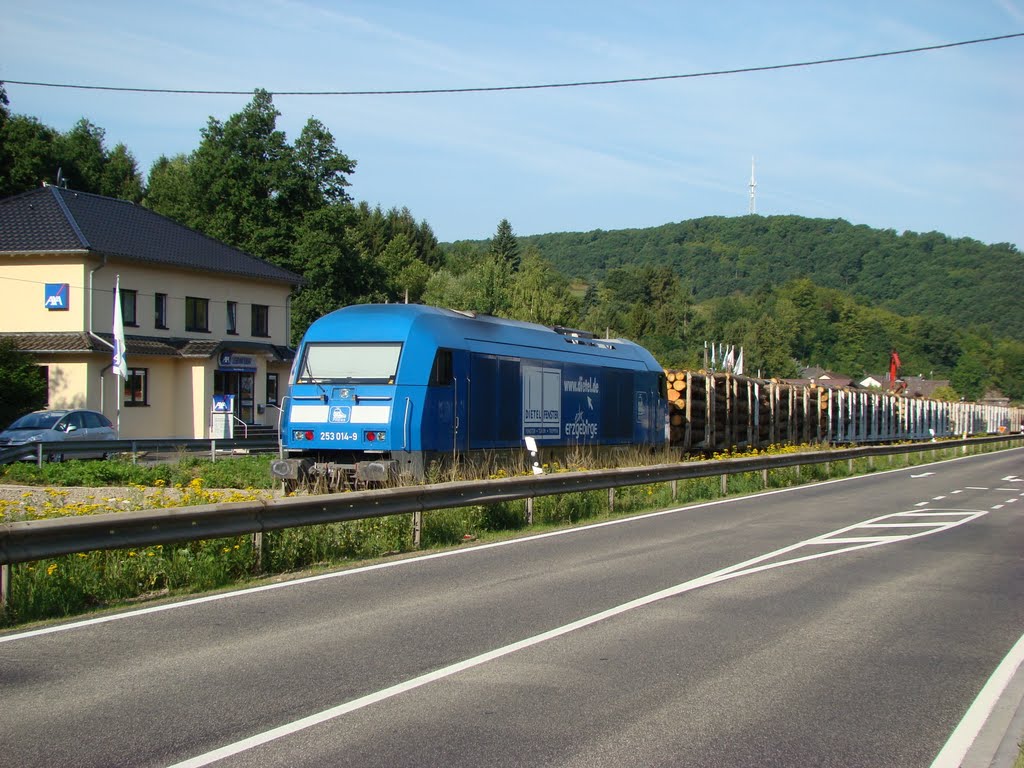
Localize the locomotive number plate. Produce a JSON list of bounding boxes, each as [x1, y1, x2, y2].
[[319, 431, 359, 441]]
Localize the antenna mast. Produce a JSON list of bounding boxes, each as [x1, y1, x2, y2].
[[748, 156, 757, 214]]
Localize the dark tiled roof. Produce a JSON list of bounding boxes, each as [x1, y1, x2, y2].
[[0, 186, 302, 285], [0, 332, 294, 362]]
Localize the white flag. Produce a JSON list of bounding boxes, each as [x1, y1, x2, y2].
[[735, 347, 744, 376], [723, 345, 735, 372], [113, 275, 127, 378]]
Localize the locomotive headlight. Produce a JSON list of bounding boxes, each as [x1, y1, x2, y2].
[[292, 430, 314, 441], [364, 431, 386, 442]]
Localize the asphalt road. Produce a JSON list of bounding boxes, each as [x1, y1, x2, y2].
[[2, 448, 1022, 767]]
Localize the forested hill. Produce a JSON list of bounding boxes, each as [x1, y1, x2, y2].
[[519, 215, 1023, 339]]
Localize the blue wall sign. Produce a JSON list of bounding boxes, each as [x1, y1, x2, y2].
[[44, 283, 69, 310]]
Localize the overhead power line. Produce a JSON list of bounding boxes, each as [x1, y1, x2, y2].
[[3, 32, 1021, 97]]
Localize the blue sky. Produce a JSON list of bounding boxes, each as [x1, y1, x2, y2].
[[3, 1, 1023, 248]]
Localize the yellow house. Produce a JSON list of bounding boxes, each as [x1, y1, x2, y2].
[[0, 185, 302, 438]]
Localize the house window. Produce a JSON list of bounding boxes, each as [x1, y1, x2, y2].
[[266, 373, 279, 406], [186, 297, 209, 332], [227, 301, 238, 335], [251, 304, 269, 337], [124, 368, 148, 406], [155, 293, 168, 329], [120, 289, 138, 327]]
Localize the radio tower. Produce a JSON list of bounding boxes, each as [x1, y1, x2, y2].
[[748, 156, 757, 214]]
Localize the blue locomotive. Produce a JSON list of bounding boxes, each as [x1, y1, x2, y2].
[[271, 304, 667, 485]]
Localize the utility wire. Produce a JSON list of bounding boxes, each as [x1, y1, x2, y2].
[[3, 33, 1022, 97]]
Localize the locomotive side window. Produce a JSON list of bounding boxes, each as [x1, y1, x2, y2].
[[297, 343, 402, 384], [429, 349, 454, 386]]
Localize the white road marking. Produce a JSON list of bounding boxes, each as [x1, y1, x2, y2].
[[915, 501, 931, 507], [966, 487, 990, 490], [933, 495, 947, 500], [950, 490, 963, 494], [901, 511, 969, 517], [930, 631, 1024, 768], [1000, 475, 1021, 482], [911, 472, 935, 478], [168, 507, 987, 768], [992, 505, 1004, 510]]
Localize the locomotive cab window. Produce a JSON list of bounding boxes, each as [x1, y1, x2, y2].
[[429, 349, 454, 386], [297, 342, 402, 384]]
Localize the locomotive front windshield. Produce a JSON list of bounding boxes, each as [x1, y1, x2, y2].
[[297, 342, 402, 384]]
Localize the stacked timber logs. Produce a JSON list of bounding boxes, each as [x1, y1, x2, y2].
[[661, 368, 1020, 451], [665, 370, 689, 447]]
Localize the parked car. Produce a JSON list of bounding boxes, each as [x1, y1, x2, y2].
[[0, 409, 116, 461]]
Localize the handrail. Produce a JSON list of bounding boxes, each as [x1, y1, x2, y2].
[[1, 434, 1020, 566], [0, 436, 280, 467]]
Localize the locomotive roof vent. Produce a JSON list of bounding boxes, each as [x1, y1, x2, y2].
[[552, 325, 595, 340]]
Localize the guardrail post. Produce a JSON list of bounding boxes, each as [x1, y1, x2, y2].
[[0, 563, 8, 614], [36, 443, 43, 467], [671, 479, 678, 501], [525, 498, 534, 525], [608, 487, 615, 514], [720, 474, 727, 496], [848, 458, 854, 474], [761, 468, 768, 488], [251, 532, 264, 573], [131, 440, 138, 465], [211, 440, 217, 463], [412, 510, 422, 548]]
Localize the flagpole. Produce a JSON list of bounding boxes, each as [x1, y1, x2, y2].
[[113, 274, 127, 439]]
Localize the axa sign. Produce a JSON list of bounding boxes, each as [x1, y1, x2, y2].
[[44, 283, 69, 310]]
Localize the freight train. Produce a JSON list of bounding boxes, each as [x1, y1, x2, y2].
[[271, 304, 668, 487]]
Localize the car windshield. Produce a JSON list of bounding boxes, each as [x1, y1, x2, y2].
[[297, 343, 402, 384], [7, 412, 65, 431]]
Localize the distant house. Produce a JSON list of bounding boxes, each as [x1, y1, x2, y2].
[[0, 185, 303, 438], [902, 376, 951, 399], [795, 367, 853, 389], [979, 389, 1010, 407], [859, 374, 885, 389]]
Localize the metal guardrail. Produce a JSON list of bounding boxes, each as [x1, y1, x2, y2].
[[1, 434, 1021, 566], [0, 436, 280, 467]]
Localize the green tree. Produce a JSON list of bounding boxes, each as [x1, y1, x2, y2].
[[143, 154, 195, 223], [0, 114, 59, 195], [507, 250, 580, 326], [490, 218, 521, 272], [951, 351, 988, 401], [0, 340, 48, 427], [379, 233, 431, 303], [100, 143, 144, 202], [288, 203, 367, 341], [423, 256, 513, 316], [54, 118, 107, 191]]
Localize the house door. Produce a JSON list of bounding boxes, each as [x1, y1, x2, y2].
[[214, 371, 255, 424]]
